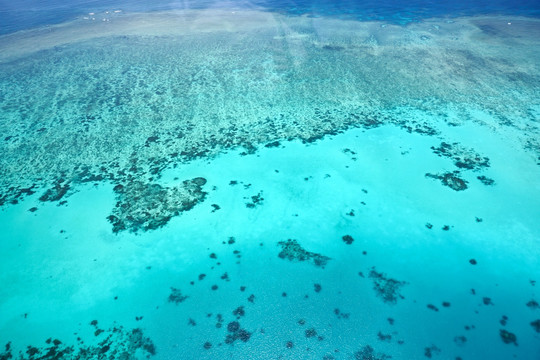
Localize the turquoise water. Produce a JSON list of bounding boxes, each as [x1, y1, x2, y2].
[[0, 6, 539, 360]]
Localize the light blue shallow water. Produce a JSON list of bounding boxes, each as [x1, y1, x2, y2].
[[0, 2, 539, 360]]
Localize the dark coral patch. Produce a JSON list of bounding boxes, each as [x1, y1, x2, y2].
[[526, 300, 539, 309], [477, 175, 495, 186], [499, 329, 518, 345], [454, 336, 467, 346], [277, 239, 331, 268], [232, 306, 245, 318], [424, 345, 441, 358], [224, 323, 251, 345], [342, 235, 354, 244], [1, 326, 155, 359], [426, 171, 468, 191], [334, 308, 350, 319], [305, 328, 317, 338], [227, 321, 240, 333], [39, 180, 71, 202], [353, 345, 391, 360], [369, 267, 407, 304], [107, 178, 207, 233], [245, 192, 264, 208], [168, 288, 188, 304], [377, 332, 392, 342], [530, 320, 540, 333], [265, 141, 281, 148], [431, 142, 490, 171], [483, 297, 493, 306]]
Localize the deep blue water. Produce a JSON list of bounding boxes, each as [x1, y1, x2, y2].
[[1, 0, 540, 34]]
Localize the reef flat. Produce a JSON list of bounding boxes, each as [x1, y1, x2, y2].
[[0, 11, 539, 222]]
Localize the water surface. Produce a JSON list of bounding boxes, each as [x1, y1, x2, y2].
[[0, 1, 539, 359]]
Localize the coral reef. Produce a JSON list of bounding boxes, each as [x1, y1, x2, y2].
[[107, 178, 207, 233], [0, 326, 155, 360], [499, 329, 518, 345], [431, 142, 490, 171], [353, 345, 392, 360], [342, 235, 354, 244], [369, 267, 407, 304], [477, 175, 495, 186], [168, 287, 189, 304], [277, 239, 331, 268], [425, 172, 468, 191]]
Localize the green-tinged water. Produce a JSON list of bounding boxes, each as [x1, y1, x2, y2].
[[0, 9, 539, 360]]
